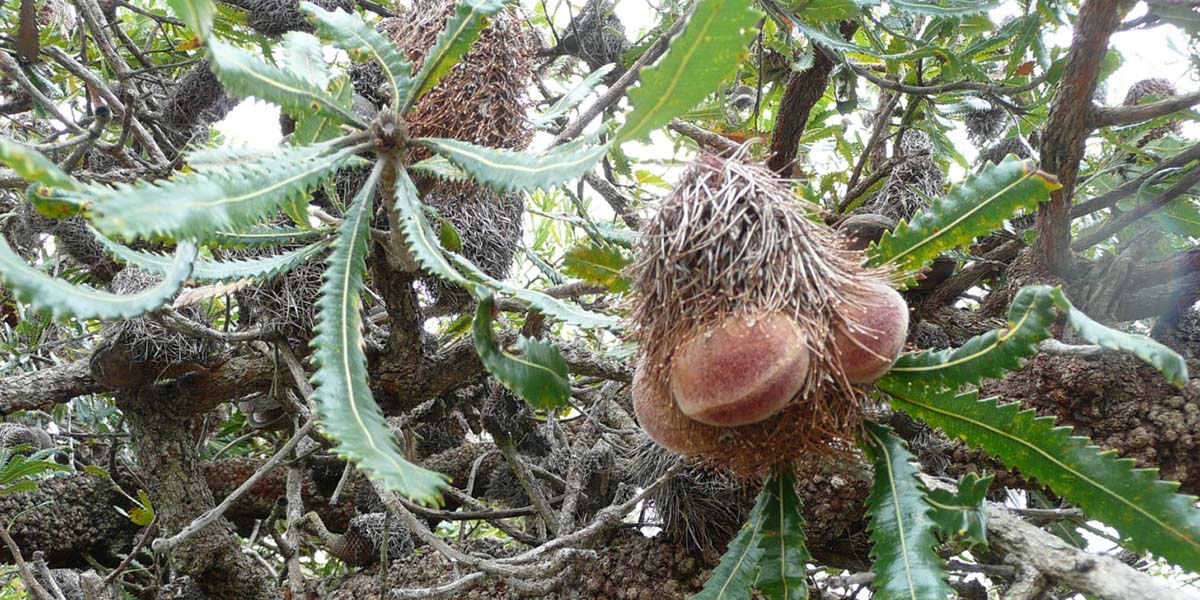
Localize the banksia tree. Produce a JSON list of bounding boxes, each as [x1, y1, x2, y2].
[[1, 0, 1200, 598]]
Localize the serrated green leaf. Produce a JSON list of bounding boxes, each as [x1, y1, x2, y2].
[[0, 138, 80, 192], [85, 143, 354, 240], [311, 162, 447, 504], [472, 293, 571, 411], [695, 477, 772, 600], [91, 227, 329, 283], [213, 225, 331, 247], [408, 155, 471, 182], [618, 0, 761, 143], [862, 421, 954, 600], [925, 472, 991, 548], [0, 481, 38, 496], [888, 0, 997, 17], [867, 157, 1060, 284], [391, 162, 472, 287], [207, 38, 363, 128], [279, 31, 330, 88], [755, 468, 810, 600], [788, 0, 869, 22], [293, 78, 355, 145], [1050, 291, 1189, 387], [887, 284, 1058, 388], [561, 241, 631, 293], [532, 64, 615, 127], [0, 236, 196, 320], [167, 0, 215, 38], [82, 465, 110, 479], [302, 1, 412, 110], [415, 137, 609, 194], [878, 378, 1200, 573], [404, 0, 507, 111], [451, 254, 621, 330]]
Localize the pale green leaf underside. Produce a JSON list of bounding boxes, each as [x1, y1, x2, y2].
[[1053, 292, 1189, 387], [879, 379, 1200, 573], [167, 0, 215, 38], [213, 225, 331, 248], [91, 227, 329, 283], [85, 144, 353, 240], [450, 254, 621, 330], [415, 137, 610, 194], [310, 162, 447, 504], [532, 64, 615, 126], [889, 0, 998, 17], [207, 38, 362, 128], [867, 158, 1060, 283], [404, 0, 507, 110], [302, 2, 412, 109], [0, 237, 196, 320], [617, 0, 762, 143], [862, 421, 954, 600], [279, 31, 331, 88], [472, 294, 572, 410], [391, 162, 472, 286]]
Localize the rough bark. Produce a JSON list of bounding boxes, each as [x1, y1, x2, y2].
[[117, 389, 274, 599]]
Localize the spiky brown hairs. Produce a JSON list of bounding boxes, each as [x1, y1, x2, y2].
[[550, 0, 630, 73], [90, 269, 222, 388], [376, 0, 535, 160], [1124, 78, 1183, 144], [629, 154, 904, 474], [856, 130, 944, 223], [964, 102, 1007, 146]]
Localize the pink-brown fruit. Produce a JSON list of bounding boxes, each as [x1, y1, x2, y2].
[[833, 281, 909, 384], [632, 360, 722, 455], [668, 313, 809, 427]]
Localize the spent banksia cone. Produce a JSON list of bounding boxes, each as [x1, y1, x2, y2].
[[629, 154, 907, 472]]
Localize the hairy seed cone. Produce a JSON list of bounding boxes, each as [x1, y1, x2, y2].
[[633, 360, 722, 455], [670, 313, 809, 427], [833, 281, 909, 384]]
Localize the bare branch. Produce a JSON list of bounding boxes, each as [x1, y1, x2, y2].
[[1091, 90, 1200, 129]]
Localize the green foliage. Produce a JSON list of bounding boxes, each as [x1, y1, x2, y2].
[[390, 163, 472, 287], [1051, 292, 1189, 388], [310, 163, 446, 504], [451, 254, 622, 330], [862, 421, 954, 600], [925, 473, 992, 548], [414, 137, 610, 194], [695, 478, 769, 600], [130, 489, 155, 527], [471, 293, 571, 411], [278, 31, 331, 88], [532, 65, 616, 127], [404, 0, 508, 110], [207, 38, 363, 128], [561, 241, 631, 293], [213, 226, 331, 247], [85, 143, 353, 240], [0, 138, 80, 193], [696, 468, 812, 599], [888, 0, 997, 17], [0, 448, 69, 497], [301, 2, 412, 110], [754, 469, 811, 600], [867, 158, 1061, 283], [887, 284, 1059, 388], [167, 0, 216, 39], [618, 0, 762, 143], [0, 237, 196, 320], [878, 378, 1200, 572], [91, 228, 329, 283]]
